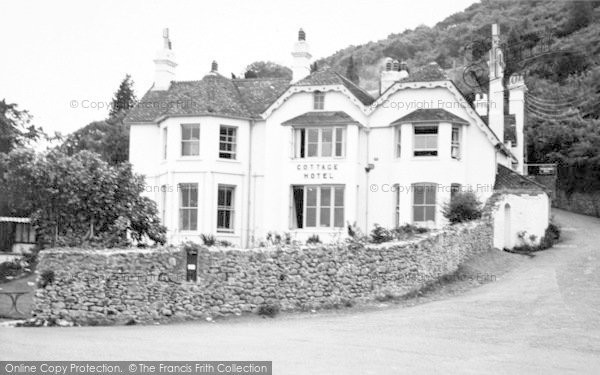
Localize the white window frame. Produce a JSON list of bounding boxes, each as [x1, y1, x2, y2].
[[160, 185, 167, 224], [394, 183, 400, 227], [181, 124, 200, 156], [219, 125, 237, 160], [451, 125, 461, 159], [291, 185, 344, 229], [395, 126, 402, 158], [294, 126, 345, 158], [412, 183, 437, 223], [179, 183, 198, 231], [217, 185, 235, 233], [162, 127, 168, 160], [313, 91, 325, 110], [413, 124, 438, 157]]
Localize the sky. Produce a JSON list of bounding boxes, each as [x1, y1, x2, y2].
[[0, 0, 476, 136]]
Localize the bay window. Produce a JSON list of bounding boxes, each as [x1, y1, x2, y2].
[[291, 185, 344, 229]]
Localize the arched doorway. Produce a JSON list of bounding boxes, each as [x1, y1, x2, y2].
[[504, 203, 512, 249]]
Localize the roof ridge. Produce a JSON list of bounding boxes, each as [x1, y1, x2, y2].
[[334, 72, 374, 99]]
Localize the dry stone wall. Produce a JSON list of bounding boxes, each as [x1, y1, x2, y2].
[[34, 220, 492, 325]]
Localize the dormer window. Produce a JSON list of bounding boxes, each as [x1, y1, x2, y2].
[[413, 124, 438, 157], [313, 91, 325, 110]]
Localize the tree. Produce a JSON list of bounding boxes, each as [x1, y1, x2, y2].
[[562, 1, 593, 35], [244, 61, 292, 79], [109, 74, 137, 118], [345, 55, 359, 85], [59, 76, 135, 164], [0, 100, 44, 154], [0, 149, 166, 248]]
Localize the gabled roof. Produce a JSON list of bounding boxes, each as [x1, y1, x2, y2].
[[480, 114, 517, 144], [494, 164, 547, 193], [390, 108, 469, 126], [282, 111, 359, 126], [124, 74, 290, 123], [294, 70, 375, 105]]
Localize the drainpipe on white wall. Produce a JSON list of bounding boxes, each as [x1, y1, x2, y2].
[[245, 119, 255, 248]]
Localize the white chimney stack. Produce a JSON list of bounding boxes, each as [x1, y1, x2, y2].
[[152, 28, 177, 91], [508, 73, 527, 173], [474, 93, 488, 116], [488, 23, 505, 143], [291, 28, 312, 83], [380, 59, 408, 94]]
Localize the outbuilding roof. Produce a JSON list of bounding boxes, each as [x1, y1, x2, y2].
[[494, 164, 547, 193]]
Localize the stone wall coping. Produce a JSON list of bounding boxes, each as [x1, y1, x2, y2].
[[40, 220, 488, 255]]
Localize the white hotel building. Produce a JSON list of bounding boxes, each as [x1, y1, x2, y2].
[[126, 26, 549, 249]]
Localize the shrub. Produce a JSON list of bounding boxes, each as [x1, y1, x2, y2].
[[257, 303, 279, 318], [201, 234, 217, 246], [37, 270, 55, 288], [370, 224, 394, 243], [392, 224, 429, 240], [442, 191, 483, 224], [306, 234, 321, 244], [218, 240, 233, 247]]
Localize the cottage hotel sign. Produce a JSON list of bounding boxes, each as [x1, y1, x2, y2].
[[297, 163, 339, 180]]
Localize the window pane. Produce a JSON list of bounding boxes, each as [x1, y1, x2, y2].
[[414, 206, 424, 222], [307, 128, 319, 142], [334, 187, 344, 206], [425, 206, 435, 221], [190, 209, 198, 230], [306, 207, 317, 227], [320, 187, 331, 207], [334, 207, 344, 227], [182, 126, 190, 139], [335, 128, 344, 157], [425, 186, 436, 204], [320, 207, 330, 227], [306, 187, 317, 206], [190, 142, 199, 156], [321, 129, 332, 157], [308, 144, 318, 157], [414, 186, 425, 204]]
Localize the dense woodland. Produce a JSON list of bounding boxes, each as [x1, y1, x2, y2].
[[314, 0, 600, 194]]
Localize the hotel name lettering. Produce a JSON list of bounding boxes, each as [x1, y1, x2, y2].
[[297, 163, 339, 179]]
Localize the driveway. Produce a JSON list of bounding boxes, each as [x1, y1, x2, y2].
[[1, 209, 599, 374]]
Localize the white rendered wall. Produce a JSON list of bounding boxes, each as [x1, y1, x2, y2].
[[492, 192, 550, 250]]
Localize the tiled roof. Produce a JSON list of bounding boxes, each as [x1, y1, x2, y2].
[[390, 108, 469, 125], [233, 78, 290, 115], [281, 111, 359, 126], [494, 164, 546, 192], [480, 114, 517, 144], [125, 74, 290, 123], [399, 62, 448, 83], [294, 70, 375, 105]]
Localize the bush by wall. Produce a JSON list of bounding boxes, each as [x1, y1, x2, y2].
[[33, 220, 492, 325]]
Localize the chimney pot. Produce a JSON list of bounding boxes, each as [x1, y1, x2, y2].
[[298, 28, 306, 41], [211, 60, 218, 72]]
